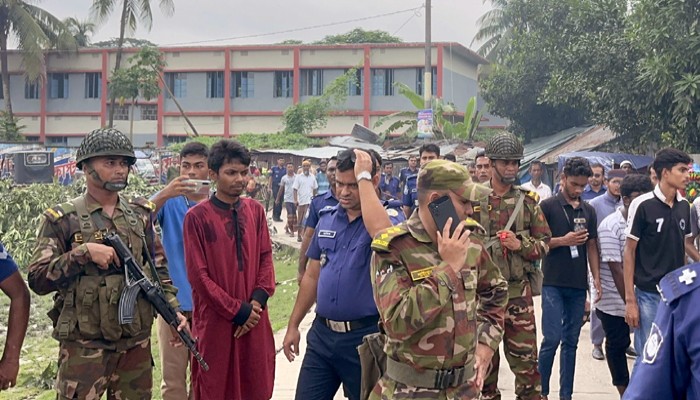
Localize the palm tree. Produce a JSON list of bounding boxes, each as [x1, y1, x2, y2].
[[90, 0, 175, 127], [0, 1, 76, 130], [64, 17, 96, 47], [471, 0, 527, 61]]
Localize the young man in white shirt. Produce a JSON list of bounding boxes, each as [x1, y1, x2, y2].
[[293, 160, 318, 242]]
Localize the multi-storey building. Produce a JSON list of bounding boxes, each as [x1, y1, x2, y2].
[[0, 42, 496, 147]]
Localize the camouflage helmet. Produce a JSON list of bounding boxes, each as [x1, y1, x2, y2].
[[76, 128, 136, 169], [484, 131, 524, 161]]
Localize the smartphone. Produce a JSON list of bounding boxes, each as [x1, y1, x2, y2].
[[188, 179, 210, 195], [428, 195, 464, 237]]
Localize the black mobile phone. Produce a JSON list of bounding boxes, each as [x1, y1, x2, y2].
[[428, 195, 464, 237]]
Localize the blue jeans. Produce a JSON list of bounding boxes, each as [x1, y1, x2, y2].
[[632, 287, 661, 367], [538, 285, 587, 398]]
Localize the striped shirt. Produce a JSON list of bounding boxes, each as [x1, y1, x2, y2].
[[597, 209, 626, 317]]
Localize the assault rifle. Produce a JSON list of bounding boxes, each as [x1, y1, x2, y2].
[[105, 232, 209, 371]]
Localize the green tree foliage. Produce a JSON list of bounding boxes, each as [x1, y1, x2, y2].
[[0, 112, 25, 141], [0, 1, 76, 135], [108, 47, 164, 140], [482, 0, 700, 150], [0, 175, 158, 270], [282, 69, 358, 135], [472, 0, 528, 61], [91, 0, 174, 127], [92, 37, 157, 48], [314, 28, 402, 44], [64, 17, 96, 47]]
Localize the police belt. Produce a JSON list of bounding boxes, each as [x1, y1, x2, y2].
[[317, 315, 378, 333], [385, 357, 473, 390]]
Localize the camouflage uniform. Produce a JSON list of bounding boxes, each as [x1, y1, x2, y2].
[[473, 132, 552, 400], [27, 128, 179, 400], [369, 160, 508, 399]]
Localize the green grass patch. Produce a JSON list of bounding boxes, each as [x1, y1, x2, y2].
[[0, 247, 299, 399]]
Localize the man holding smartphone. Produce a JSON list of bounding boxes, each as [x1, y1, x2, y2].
[[369, 159, 507, 398], [474, 132, 552, 400]]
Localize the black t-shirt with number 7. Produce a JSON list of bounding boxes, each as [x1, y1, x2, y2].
[[625, 187, 692, 292]]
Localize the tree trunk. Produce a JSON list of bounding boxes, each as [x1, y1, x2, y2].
[[157, 70, 199, 137], [108, 0, 130, 128]]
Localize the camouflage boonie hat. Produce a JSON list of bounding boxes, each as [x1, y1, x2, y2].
[[418, 159, 491, 202], [76, 128, 136, 169]]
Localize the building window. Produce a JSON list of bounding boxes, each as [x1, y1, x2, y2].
[[24, 80, 40, 99], [206, 71, 224, 98], [300, 69, 323, 96], [85, 72, 101, 99], [347, 69, 363, 96], [47, 136, 68, 145], [49, 73, 69, 99], [274, 71, 293, 98], [371, 69, 394, 96], [141, 104, 158, 120], [114, 105, 130, 120], [416, 67, 438, 96], [232, 71, 254, 98], [165, 72, 187, 98]]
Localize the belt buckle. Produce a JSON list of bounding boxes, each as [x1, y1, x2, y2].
[[327, 320, 348, 333], [435, 368, 456, 390]]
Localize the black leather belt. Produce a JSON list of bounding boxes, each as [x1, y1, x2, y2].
[[317, 315, 378, 333]]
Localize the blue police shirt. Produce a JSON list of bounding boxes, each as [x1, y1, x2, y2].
[[402, 174, 418, 210], [399, 166, 418, 187], [581, 184, 606, 202], [304, 191, 338, 229], [307, 203, 404, 321], [379, 174, 401, 200], [623, 262, 700, 400], [270, 165, 286, 189], [0, 241, 18, 283], [153, 195, 197, 312]]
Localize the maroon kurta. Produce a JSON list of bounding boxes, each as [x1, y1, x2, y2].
[[184, 196, 276, 400]]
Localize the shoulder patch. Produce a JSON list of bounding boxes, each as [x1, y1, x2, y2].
[[43, 202, 75, 222], [522, 188, 540, 203], [371, 225, 409, 252], [130, 197, 156, 212], [642, 322, 663, 364]]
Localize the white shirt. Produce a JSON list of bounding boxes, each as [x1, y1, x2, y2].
[[292, 173, 318, 205], [596, 209, 627, 317], [521, 180, 552, 203]]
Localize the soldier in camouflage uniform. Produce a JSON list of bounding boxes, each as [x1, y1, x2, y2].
[[370, 159, 508, 399], [27, 128, 188, 400], [474, 132, 552, 400]]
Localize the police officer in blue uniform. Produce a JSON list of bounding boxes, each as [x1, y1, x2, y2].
[[283, 149, 404, 400], [269, 157, 287, 221], [402, 173, 418, 218], [298, 156, 339, 283], [623, 262, 700, 399]]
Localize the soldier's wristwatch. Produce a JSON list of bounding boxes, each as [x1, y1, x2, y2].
[[356, 171, 372, 182]]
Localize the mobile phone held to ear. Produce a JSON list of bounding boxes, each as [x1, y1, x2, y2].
[[428, 195, 464, 237]]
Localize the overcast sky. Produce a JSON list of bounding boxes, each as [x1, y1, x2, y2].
[[40, 1, 492, 50]]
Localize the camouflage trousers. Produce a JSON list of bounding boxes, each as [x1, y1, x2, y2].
[[481, 280, 541, 400], [55, 339, 153, 400]]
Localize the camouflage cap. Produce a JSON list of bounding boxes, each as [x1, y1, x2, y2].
[[418, 159, 491, 202]]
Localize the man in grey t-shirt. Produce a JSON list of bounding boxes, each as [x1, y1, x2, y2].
[[276, 162, 297, 237], [596, 174, 652, 396]]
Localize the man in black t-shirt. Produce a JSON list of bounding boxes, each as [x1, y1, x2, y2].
[[623, 147, 699, 365], [538, 157, 600, 400]]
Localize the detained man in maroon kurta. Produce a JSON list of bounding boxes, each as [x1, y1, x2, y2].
[[184, 140, 276, 400]]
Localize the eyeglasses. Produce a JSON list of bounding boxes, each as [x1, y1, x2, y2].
[[476, 165, 489, 170], [327, 167, 337, 172]]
